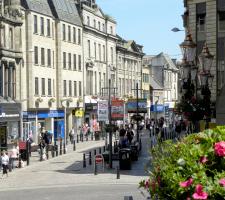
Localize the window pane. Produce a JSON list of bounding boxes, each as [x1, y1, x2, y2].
[[42, 78, 45, 95], [79, 81, 82, 96], [34, 15, 38, 33], [62, 24, 66, 40], [74, 81, 77, 97], [35, 77, 39, 95], [47, 49, 51, 66], [68, 25, 71, 41], [64, 80, 67, 96], [63, 52, 66, 69], [78, 29, 81, 45], [73, 54, 76, 70], [78, 55, 81, 71], [34, 46, 38, 64], [41, 48, 45, 65], [48, 78, 51, 95], [73, 27, 76, 43], [47, 19, 50, 36], [41, 17, 44, 35], [68, 53, 71, 69], [69, 80, 72, 96]]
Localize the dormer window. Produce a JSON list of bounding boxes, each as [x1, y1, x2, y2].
[[93, 19, 96, 28], [87, 16, 90, 26], [110, 26, 113, 34], [98, 21, 100, 30]]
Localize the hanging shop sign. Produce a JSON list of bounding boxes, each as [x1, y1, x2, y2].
[[111, 100, 124, 120], [97, 100, 108, 122], [85, 103, 98, 113], [150, 104, 165, 112], [127, 99, 147, 113], [72, 109, 84, 118]]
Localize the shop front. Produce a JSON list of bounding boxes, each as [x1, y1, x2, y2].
[[23, 110, 64, 144], [0, 103, 21, 151]]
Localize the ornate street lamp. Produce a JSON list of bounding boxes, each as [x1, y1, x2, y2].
[[198, 43, 214, 73], [180, 32, 197, 63]]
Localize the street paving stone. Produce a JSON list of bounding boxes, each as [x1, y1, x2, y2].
[[0, 131, 151, 200]]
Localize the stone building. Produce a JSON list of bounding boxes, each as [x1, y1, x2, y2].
[[20, 0, 83, 143], [0, 0, 23, 149], [183, 0, 225, 124], [75, 0, 117, 124]]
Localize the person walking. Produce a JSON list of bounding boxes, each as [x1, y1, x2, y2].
[[1, 151, 9, 178], [10, 145, 18, 170]]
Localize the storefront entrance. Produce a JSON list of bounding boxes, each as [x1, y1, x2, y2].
[[0, 126, 7, 150]]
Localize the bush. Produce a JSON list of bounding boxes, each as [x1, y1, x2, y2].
[[139, 126, 225, 199]]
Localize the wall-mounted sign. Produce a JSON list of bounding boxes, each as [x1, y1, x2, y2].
[[85, 103, 98, 113], [111, 100, 124, 120], [127, 99, 147, 113], [98, 100, 108, 121], [150, 105, 165, 112]]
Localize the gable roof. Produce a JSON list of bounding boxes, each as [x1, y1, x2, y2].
[[21, 0, 54, 17], [49, 0, 82, 26], [150, 77, 163, 90]]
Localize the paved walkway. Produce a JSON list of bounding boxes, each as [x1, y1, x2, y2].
[[0, 130, 151, 199]]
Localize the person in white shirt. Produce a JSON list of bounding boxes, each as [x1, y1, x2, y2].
[[10, 146, 18, 170], [1, 151, 9, 178]]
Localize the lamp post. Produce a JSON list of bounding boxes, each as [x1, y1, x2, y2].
[[179, 31, 214, 132], [61, 98, 73, 154]]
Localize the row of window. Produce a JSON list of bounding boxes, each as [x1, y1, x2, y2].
[[33, 15, 82, 45], [62, 52, 82, 71], [34, 47, 54, 67], [35, 77, 54, 96], [86, 15, 114, 35], [63, 80, 82, 97], [62, 24, 81, 45], [87, 40, 114, 63]]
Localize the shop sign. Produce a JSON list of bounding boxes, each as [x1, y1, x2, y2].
[[98, 100, 108, 122], [85, 103, 97, 113], [127, 99, 147, 113], [150, 104, 165, 112], [19, 141, 26, 150], [0, 103, 21, 122], [23, 110, 64, 119], [111, 100, 124, 120], [75, 109, 84, 118]]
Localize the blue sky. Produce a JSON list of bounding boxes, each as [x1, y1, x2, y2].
[[97, 0, 185, 59]]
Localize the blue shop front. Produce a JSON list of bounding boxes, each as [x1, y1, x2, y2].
[[23, 110, 65, 144]]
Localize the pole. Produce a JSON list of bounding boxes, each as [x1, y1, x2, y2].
[[136, 83, 139, 142], [109, 79, 113, 169], [64, 106, 66, 154]]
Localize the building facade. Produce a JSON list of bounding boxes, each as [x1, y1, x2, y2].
[[183, 0, 225, 124], [20, 0, 83, 143], [0, 0, 23, 149], [75, 0, 117, 124]]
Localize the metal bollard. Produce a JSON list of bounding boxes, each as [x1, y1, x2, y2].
[[99, 147, 101, 154], [46, 145, 49, 160], [55, 145, 58, 157], [77, 134, 79, 143], [40, 146, 43, 161], [73, 140, 76, 151], [63, 142, 66, 154], [26, 140, 30, 166], [89, 152, 92, 165], [94, 162, 97, 175], [103, 146, 106, 152], [83, 153, 86, 168], [59, 140, 62, 155], [116, 166, 120, 179], [94, 149, 96, 156], [52, 146, 55, 158]]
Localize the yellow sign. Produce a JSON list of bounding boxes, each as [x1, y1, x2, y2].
[[75, 109, 84, 118]]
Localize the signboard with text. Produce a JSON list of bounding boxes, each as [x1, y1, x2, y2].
[[127, 99, 147, 113], [98, 100, 108, 121], [111, 100, 124, 120]]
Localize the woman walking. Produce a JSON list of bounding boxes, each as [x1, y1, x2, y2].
[[1, 151, 9, 178]]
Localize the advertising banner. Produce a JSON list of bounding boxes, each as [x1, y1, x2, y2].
[[111, 100, 124, 120], [98, 100, 108, 121], [127, 99, 147, 113]]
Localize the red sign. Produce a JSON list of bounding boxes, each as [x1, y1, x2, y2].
[[19, 141, 26, 150], [111, 100, 124, 120], [95, 155, 103, 164]]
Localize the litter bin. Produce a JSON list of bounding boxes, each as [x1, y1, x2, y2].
[[119, 148, 131, 170], [130, 144, 139, 161], [94, 131, 100, 141]]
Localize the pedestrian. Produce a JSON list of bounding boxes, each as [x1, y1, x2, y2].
[[10, 145, 19, 170], [69, 128, 75, 144], [1, 151, 9, 178]]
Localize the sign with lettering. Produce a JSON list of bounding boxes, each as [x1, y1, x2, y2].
[[111, 100, 124, 120], [98, 100, 108, 122], [127, 99, 147, 113]]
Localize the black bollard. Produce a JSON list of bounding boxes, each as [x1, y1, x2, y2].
[[116, 166, 120, 179], [40, 146, 43, 161], [73, 139, 76, 151], [103, 146, 105, 152], [63, 142, 66, 154], [52, 145, 55, 158], [83, 153, 86, 168], [94, 162, 97, 175], [99, 147, 101, 154], [59, 140, 62, 155], [89, 152, 92, 165], [55, 145, 58, 157], [26, 140, 30, 166], [94, 149, 96, 156], [46, 144, 49, 160], [77, 134, 79, 143]]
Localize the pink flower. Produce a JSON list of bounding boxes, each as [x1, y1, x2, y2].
[[199, 156, 208, 164], [192, 184, 208, 200], [179, 178, 193, 188], [214, 141, 225, 157], [219, 178, 225, 187], [145, 180, 149, 189]]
